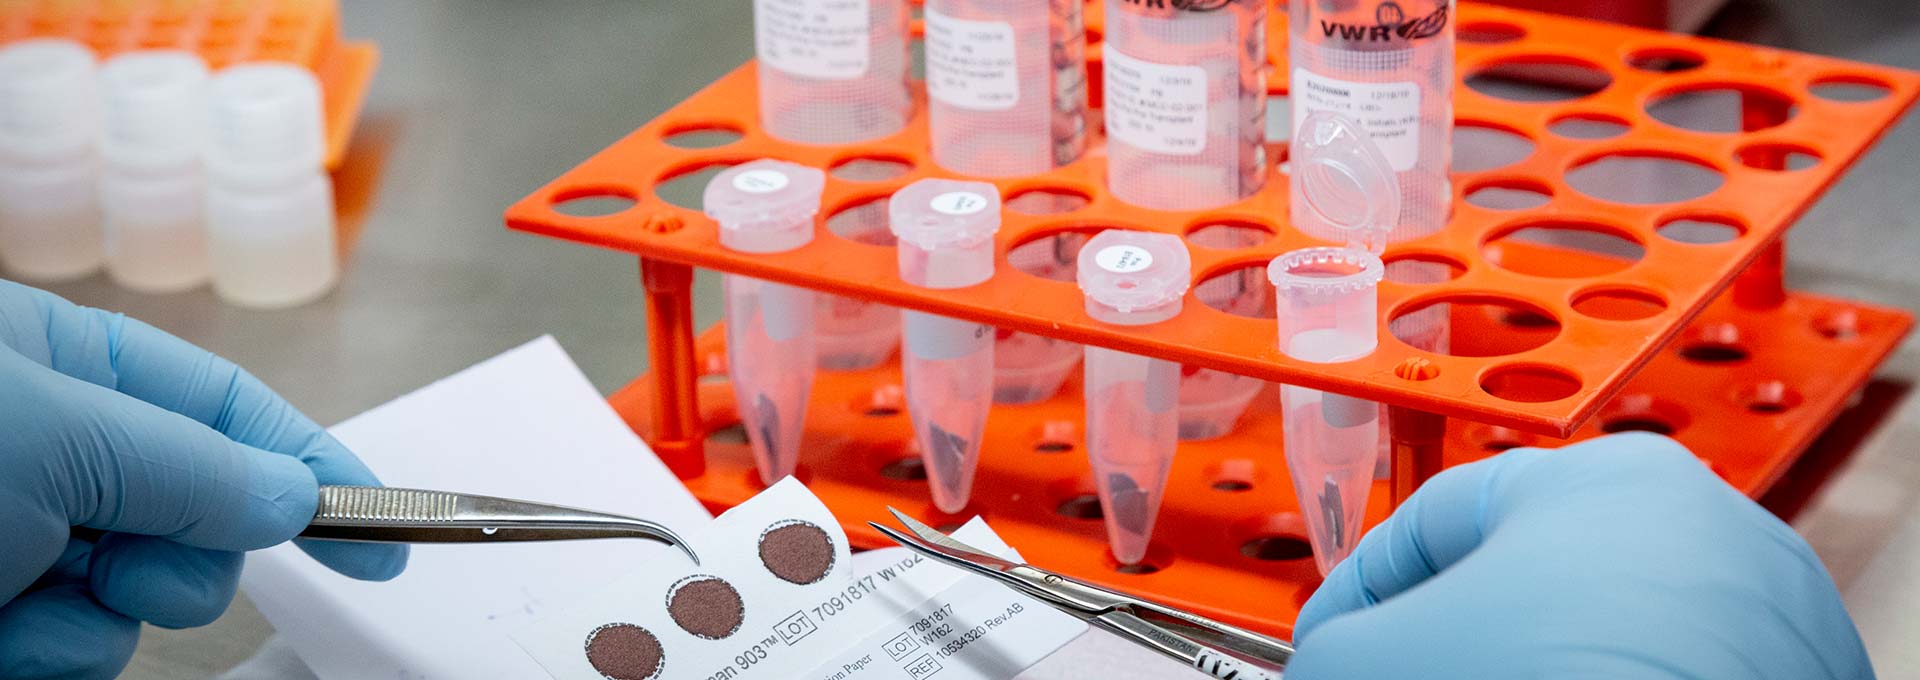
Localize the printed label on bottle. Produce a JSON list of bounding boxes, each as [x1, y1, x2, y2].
[[924, 7, 1019, 111], [755, 0, 872, 80], [929, 191, 990, 216], [733, 169, 791, 194], [904, 310, 991, 361], [1094, 244, 1153, 273], [1291, 68, 1421, 171], [1103, 47, 1208, 156]]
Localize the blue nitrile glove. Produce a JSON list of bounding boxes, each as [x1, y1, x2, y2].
[[0, 279, 407, 679], [1287, 432, 1871, 679]]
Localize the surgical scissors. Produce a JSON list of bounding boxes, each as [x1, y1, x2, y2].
[[298, 485, 699, 564], [871, 507, 1292, 679]]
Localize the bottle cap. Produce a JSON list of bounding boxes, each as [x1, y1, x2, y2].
[[0, 39, 99, 161], [207, 62, 325, 183], [100, 50, 210, 170]]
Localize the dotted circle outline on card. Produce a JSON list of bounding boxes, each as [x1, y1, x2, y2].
[[756, 519, 838, 586], [662, 574, 746, 641]]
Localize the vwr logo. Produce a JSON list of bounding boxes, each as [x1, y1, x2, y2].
[[1118, 0, 1238, 11], [1318, 2, 1450, 42]]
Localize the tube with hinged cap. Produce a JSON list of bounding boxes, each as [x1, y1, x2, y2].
[[891, 178, 1001, 512], [1273, 112, 1397, 575], [705, 159, 827, 486], [1076, 230, 1191, 565]]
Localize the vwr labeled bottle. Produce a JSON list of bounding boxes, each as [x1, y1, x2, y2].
[[754, 0, 912, 144], [923, 0, 1088, 177], [1102, 0, 1267, 211]]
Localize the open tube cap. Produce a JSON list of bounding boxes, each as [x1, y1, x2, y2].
[[704, 159, 826, 253], [1291, 112, 1400, 254], [1077, 230, 1191, 325]]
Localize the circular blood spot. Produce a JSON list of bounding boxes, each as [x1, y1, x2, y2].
[[667, 576, 745, 640], [759, 520, 836, 585], [583, 623, 663, 680]]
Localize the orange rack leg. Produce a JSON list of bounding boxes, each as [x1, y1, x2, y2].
[[1731, 88, 1796, 311], [640, 257, 704, 479], [1389, 359, 1448, 506]]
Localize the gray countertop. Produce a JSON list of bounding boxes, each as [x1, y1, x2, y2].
[[15, 0, 1912, 676]]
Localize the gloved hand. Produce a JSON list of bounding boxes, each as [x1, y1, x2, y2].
[[1287, 432, 1871, 679], [0, 279, 407, 679]]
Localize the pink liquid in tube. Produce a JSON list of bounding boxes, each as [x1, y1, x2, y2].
[[1102, 0, 1267, 211], [924, 0, 1088, 177], [754, 0, 913, 144]]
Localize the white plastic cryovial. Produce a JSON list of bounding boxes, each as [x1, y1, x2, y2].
[[1272, 111, 1399, 575], [890, 178, 1000, 512], [205, 63, 336, 308], [1102, 0, 1267, 211], [1290, 0, 1454, 249], [1076, 230, 1190, 565], [754, 0, 912, 145], [99, 51, 211, 293], [0, 39, 103, 281], [705, 159, 827, 487], [924, 0, 1087, 177]]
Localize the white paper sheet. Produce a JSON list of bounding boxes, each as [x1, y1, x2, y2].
[[239, 336, 715, 679]]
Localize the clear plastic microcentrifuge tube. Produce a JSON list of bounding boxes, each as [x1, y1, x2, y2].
[[1076, 230, 1191, 565], [704, 160, 827, 486], [1290, 0, 1455, 356], [206, 63, 337, 308], [0, 39, 103, 282], [1102, 0, 1266, 211], [99, 51, 211, 294], [754, 0, 912, 145], [924, 0, 1087, 177], [890, 179, 1001, 512], [1275, 111, 1399, 575]]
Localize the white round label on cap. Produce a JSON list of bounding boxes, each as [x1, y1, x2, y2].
[[929, 191, 990, 216], [1095, 245, 1153, 273], [732, 169, 790, 194]]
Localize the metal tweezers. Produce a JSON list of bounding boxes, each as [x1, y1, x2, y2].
[[298, 485, 699, 564], [872, 507, 1292, 680]]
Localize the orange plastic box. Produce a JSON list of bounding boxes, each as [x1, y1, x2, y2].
[[506, 3, 1918, 634], [0, 0, 379, 168]]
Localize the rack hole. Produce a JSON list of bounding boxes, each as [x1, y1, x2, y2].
[[1484, 222, 1645, 278], [1458, 21, 1525, 44], [1599, 394, 1689, 436], [1626, 47, 1705, 72], [1453, 124, 1534, 172], [1383, 253, 1466, 284], [1735, 144, 1821, 171], [1008, 229, 1095, 281], [831, 156, 913, 182], [856, 385, 906, 417], [1810, 76, 1892, 103], [1680, 343, 1749, 364], [1657, 215, 1745, 244], [655, 163, 736, 210], [880, 457, 928, 481], [551, 188, 637, 218], [1392, 295, 1560, 357], [1186, 220, 1275, 250], [826, 196, 896, 245], [1739, 381, 1802, 414], [662, 125, 743, 149], [1194, 263, 1274, 319], [1465, 57, 1612, 103], [1602, 417, 1675, 435], [1481, 364, 1582, 403], [1212, 479, 1253, 492], [1815, 309, 1861, 340], [1056, 494, 1103, 520], [1465, 180, 1552, 210], [1006, 188, 1091, 215], [1647, 86, 1798, 134], [1035, 440, 1074, 454], [1567, 153, 1723, 205], [1115, 563, 1161, 575], [1264, 95, 1292, 142], [1548, 113, 1630, 140], [1571, 287, 1668, 321], [706, 422, 748, 445], [1240, 536, 1313, 561]]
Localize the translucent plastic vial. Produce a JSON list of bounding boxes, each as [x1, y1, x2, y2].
[[754, 0, 912, 144], [206, 63, 336, 308], [0, 39, 102, 281], [1102, 0, 1266, 211], [704, 160, 827, 486], [1289, 0, 1453, 244], [924, 0, 1087, 176], [99, 51, 210, 293], [1076, 230, 1191, 565], [1269, 247, 1383, 575], [890, 179, 1000, 512]]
